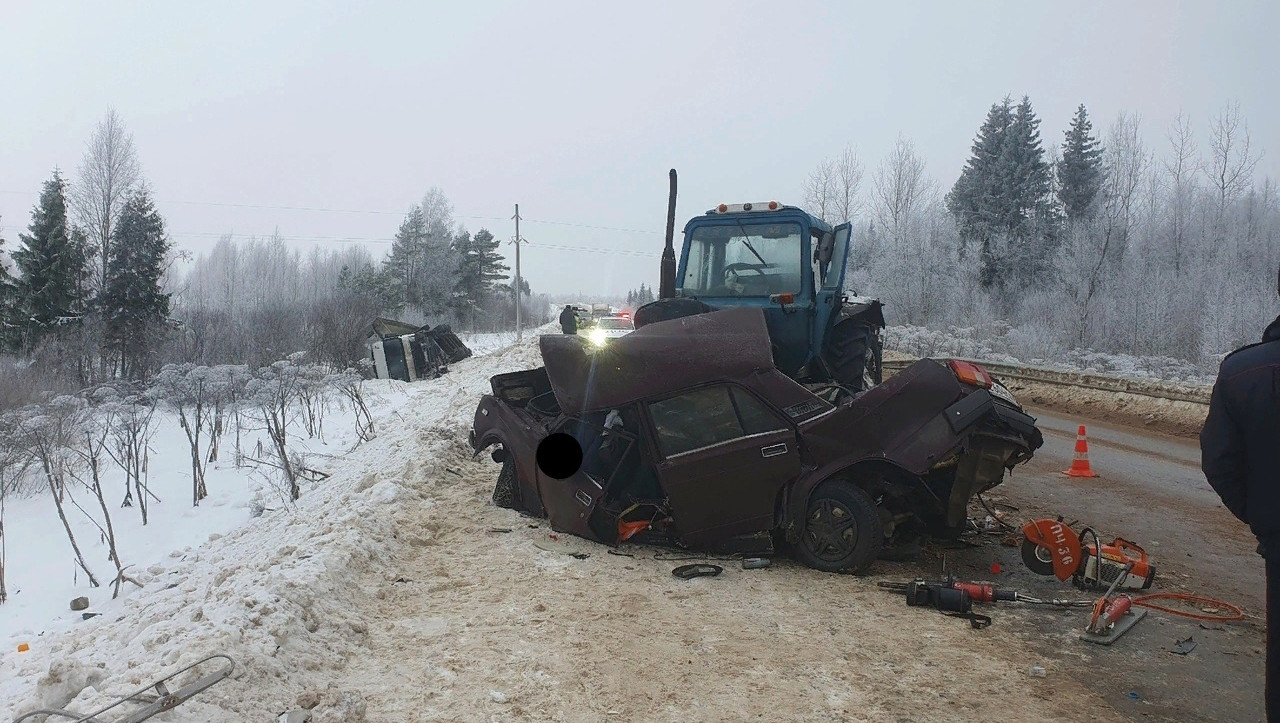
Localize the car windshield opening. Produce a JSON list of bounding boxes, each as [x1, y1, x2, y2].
[[598, 318, 632, 330], [682, 222, 803, 297]]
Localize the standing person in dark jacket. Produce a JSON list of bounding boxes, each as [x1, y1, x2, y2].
[[559, 305, 578, 335], [1202, 267, 1280, 721]]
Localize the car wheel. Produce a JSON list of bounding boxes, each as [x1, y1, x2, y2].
[[491, 458, 521, 510], [794, 481, 884, 574]]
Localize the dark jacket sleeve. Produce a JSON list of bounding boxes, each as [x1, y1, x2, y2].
[[1200, 376, 1249, 523]]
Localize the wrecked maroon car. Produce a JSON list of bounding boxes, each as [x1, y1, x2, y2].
[[469, 308, 1042, 573]]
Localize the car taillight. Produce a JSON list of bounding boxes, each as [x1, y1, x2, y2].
[[949, 360, 993, 389]]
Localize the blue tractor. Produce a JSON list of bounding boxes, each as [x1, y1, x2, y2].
[[635, 171, 885, 394]]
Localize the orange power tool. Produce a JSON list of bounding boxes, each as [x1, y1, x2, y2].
[[1021, 518, 1156, 591]]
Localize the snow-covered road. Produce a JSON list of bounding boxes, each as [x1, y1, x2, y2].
[[4, 333, 1114, 722]]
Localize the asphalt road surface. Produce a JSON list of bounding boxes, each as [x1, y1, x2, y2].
[[932, 406, 1265, 722]]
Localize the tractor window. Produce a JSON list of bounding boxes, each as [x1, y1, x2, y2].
[[682, 222, 803, 297]]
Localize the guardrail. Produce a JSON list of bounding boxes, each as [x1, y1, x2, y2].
[[882, 357, 1212, 405]]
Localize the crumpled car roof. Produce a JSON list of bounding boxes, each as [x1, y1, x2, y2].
[[538, 307, 775, 413]]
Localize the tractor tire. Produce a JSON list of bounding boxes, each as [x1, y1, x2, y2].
[[793, 481, 884, 574], [822, 320, 883, 391], [491, 458, 521, 510]]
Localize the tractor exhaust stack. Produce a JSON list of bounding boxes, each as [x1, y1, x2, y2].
[[659, 168, 678, 299]]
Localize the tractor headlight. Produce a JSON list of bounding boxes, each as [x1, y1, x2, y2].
[[589, 328, 608, 347]]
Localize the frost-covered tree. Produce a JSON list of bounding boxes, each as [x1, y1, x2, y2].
[[0, 219, 17, 351], [872, 137, 935, 248], [382, 188, 461, 320], [101, 187, 172, 379], [73, 109, 142, 294], [14, 171, 91, 348], [14, 397, 100, 587], [947, 96, 1057, 296], [1057, 104, 1105, 224], [150, 364, 221, 505]]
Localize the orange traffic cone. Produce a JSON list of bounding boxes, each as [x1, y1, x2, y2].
[[1063, 424, 1099, 477]]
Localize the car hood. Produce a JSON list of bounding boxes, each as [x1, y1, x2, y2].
[[539, 306, 774, 413]]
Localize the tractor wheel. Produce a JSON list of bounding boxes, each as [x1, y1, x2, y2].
[[793, 481, 884, 574], [822, 320, 883, 391], [491, 458, 521, 510]]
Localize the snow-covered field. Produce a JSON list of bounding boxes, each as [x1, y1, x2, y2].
[[1, 323, 1108, 721]]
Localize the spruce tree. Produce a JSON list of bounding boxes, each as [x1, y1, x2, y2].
[[1056, 104, 1105, 224], [947, 96, 1057, 291], [452, 228, 509, 316], [0, 218, 15, 350], [100, 188, 172, 378], [382, 203, 460, 318], [13, 171, 89, 348]]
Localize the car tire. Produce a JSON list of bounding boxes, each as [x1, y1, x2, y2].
[[822, 320, 883, 391], [793, 481, 884, 574], [491, 458, 521, 510]]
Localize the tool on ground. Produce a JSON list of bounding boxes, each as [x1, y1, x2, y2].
[[671, 563, 723, 580], [14, 654, 235, 723], [879, 577, 1094, 609], [1063, 424, 1099, 477], [878, 578, 994, 628], [1081, 561, 1147, 645], [1021, 517, 1156, 590]]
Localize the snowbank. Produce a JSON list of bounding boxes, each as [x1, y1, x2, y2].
[[0, 340, 541, 720]]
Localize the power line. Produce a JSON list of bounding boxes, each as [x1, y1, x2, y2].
[[0, 189, 659, 234]]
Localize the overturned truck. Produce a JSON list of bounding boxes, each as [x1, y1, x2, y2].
[[369, 317, 472, 382], [470, 308, 1043, 573]]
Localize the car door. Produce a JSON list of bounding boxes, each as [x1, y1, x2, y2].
[[647, 384, 801, 546], [535, 414, 636, 543]]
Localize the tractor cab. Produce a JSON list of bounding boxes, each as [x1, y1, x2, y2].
[[675, 202, 853, 379]]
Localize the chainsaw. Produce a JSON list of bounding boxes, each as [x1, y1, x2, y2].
[[1021, 518, 1156, 591]]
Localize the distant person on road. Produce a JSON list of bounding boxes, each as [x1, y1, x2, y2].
[[559, 305, 578, 335], [1201, 265, 1280, 721]]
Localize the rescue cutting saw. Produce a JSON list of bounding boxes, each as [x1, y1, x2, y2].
[[1021, 517, 1156, 591]]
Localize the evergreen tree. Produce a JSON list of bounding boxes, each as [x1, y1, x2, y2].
[[946, 97, 1014, 246], [452, 227, 509, 313], [13, 171, 89, 348], [100, 187, 172, 378], [382, 199, 460, 318], [946, 96, 1057, 291], [1056, 104, 1105, 223], [0, 218, 16, 350]]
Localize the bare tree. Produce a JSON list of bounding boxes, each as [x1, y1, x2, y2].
[[248, 355, 306, 500], [832, 146, 864, 223], [15, 398, 101, 588], [68, 390, 130, 597], [151, 364, 220, 505], [1204, 102, 1261, 216], [872, 137, 935, 247], [1163, 112, 1198, 273], [104, 387, 159, 523], [73, 109, 142, 292], [803, 158, 836, 223]]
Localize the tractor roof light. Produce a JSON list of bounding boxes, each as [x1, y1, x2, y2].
[[948, 360, 994, 389], [710, 202, 789, 214]]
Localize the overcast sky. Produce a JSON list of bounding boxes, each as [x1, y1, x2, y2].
[[2, 0, 1276, 298]]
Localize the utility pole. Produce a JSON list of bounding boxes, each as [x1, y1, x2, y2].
[[512, 203, 522, 342]]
